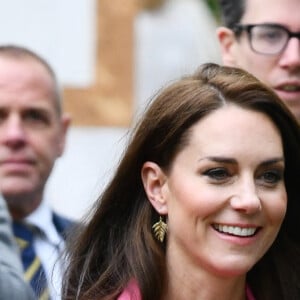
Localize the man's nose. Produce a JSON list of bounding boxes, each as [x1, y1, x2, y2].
[[230, 180, 262, 214], [1, 116, 26, 147], [279, 37, 300, 70]]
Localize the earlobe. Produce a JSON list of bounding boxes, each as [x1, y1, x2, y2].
[[216, 27, 237, 66], [141, 161, 168, 215]]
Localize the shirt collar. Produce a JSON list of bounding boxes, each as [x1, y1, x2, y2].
[[25, 201, 62, 245]]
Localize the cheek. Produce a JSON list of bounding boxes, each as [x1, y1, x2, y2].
[[234, 44, 275, 82], [265, 193, 287, 226], [241, 55, 275, 85], [33, 133, 62, 161], [166, 180, 222, 220]]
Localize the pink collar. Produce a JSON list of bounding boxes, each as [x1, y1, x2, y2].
[[117, 280, 141, 300], [246, 284, 256, 300], [118, 281, 255, 300]]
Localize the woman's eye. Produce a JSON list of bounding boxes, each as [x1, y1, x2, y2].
[[259, 170, 283, 185], [203, 168, 230, 180]]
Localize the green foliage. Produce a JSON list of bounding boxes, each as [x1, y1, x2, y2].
[[205, 0, 221, 22]]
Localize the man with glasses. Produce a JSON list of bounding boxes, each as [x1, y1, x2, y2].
[[217, 0, 300, 121]]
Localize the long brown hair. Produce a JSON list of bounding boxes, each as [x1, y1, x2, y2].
[[62, 63, 300, 300]]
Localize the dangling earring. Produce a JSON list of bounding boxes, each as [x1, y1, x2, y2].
[[152, 216, 168, 243]]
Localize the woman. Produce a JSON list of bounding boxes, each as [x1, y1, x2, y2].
[[63, 63, 300, 300]]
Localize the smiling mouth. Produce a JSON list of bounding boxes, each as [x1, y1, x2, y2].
[[212, 224, 259, 237]]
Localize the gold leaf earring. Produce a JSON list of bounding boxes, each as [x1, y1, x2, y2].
[[152, 216, 168, 243]]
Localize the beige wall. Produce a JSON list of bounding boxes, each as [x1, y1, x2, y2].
[[64, 0, 137, 126]]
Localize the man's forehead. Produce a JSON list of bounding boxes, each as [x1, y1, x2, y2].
[[242, 0, 300, 27], [0, 58, 51, 89], [0, 59, 58, 113], [0, 97, 58, 113]]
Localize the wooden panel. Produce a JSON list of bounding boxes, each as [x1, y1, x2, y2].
[[63, 0, 137, 126]]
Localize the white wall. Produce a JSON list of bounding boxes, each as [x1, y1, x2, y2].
[[134, 0, 221, 112], [0, 0, 96, 86], [45, 127, 128, 220]]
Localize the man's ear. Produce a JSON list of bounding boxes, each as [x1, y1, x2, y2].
[[57, 113, 71, 157], [141, 161, 168, 215], [216, 26, 237, 66]]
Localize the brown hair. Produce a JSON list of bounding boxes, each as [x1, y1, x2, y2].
[[62, 63, 300, 300]]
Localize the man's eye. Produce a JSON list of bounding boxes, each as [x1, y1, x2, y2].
[[258, 30, 284, 43], [203, 168, 230, 180], [24, 110, 50, 125], [0, 110, 7, 122]]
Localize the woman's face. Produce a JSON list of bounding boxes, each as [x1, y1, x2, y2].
[[144, 104, 287, 278]]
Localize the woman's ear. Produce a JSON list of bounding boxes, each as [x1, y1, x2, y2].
[[141, 161, 168, 215]]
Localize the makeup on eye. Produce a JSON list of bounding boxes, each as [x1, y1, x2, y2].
[[202, 167, 232, 181], [198, 157, 236, 182], [199, 156, 285, 185], [255, 158, 285, 186], [256, 168, 285, 187]]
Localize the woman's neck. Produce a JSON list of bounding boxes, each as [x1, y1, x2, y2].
[[163, 257, 247, 300], [163, 274, 246, 300]]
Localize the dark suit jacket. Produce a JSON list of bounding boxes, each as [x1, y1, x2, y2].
[[52, 212, 76, 240]]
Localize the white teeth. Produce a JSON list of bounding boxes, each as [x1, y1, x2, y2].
[[213, 224, 257, 237], [281, 85, 300, 92]]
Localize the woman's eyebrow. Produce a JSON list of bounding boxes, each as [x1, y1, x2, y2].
[[260, 157, 285, 167], [198, 156, 237, 164], [198, 157, 285, 166]]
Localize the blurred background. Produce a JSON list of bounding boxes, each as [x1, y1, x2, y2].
[[0, 0, 221, 219]]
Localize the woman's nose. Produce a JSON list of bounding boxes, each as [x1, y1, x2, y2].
[[230, 180, 262, 214]]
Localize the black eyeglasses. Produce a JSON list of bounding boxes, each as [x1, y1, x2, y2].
[[232, 23, 300, 55]]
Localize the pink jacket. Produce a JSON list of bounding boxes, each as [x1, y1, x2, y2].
[[117, 280, 141, 300], [117, 281, 255, 300]]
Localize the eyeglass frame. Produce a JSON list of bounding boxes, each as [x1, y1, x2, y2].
[[232, 23, 300, 56]]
